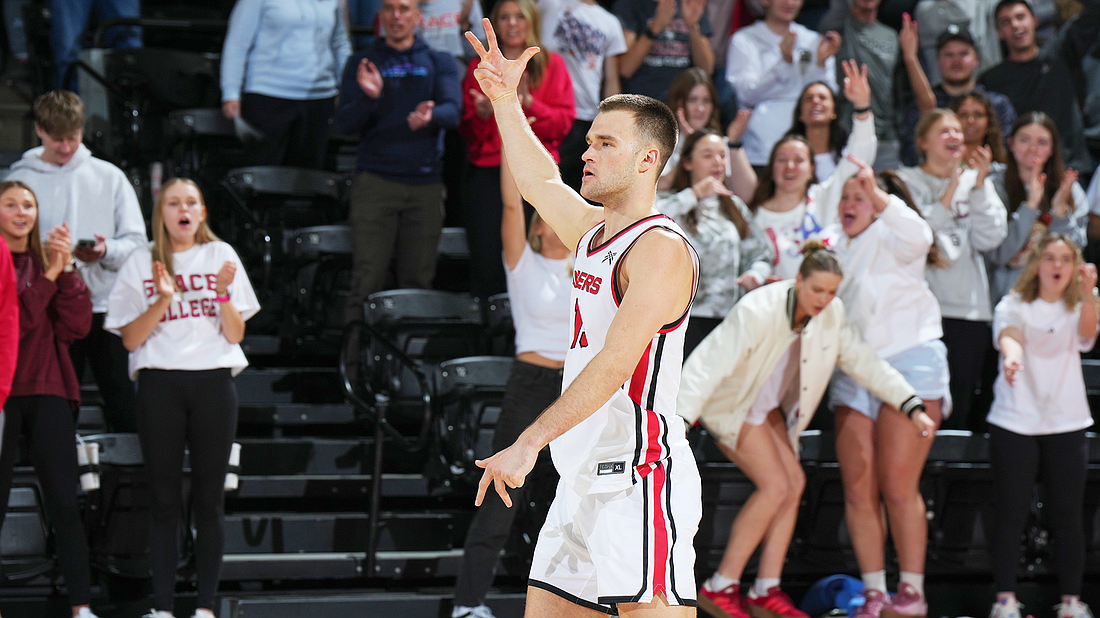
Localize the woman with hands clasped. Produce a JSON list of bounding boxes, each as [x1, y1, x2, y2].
[[105, 179, 260, 618], [747, 59, 876, 280], [657, 128, 773, 354], [0, 181, 96, 618], [820, 160, 948, 618], [896, 109, 1007, 431], [986, 234, 1098, 618], [726, 0, 841, 168], [987, 112, 1088, 305]]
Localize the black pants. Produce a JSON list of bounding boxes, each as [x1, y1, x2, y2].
[[463, 164, 507, 299], [683, 316, 722, 360], [989, 425, 1087, 595], [558, 119, 590, 194], [241, 93, 335, 169], [135, 369, 238, 612], [453, 361, 562, 607], [0, 395, 92, 606], [70, 312, 137, 432], [940, 317, 992, 431]]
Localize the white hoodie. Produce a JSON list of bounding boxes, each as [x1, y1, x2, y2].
[[7, 144, 147, 312]]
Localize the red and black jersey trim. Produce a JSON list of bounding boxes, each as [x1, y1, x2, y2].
[[584, 214, 670, 257], [530, 579, 615, 614], [609, 226, 698, 334]]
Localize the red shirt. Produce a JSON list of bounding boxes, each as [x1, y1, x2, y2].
[[460, 52, 576, 168], [11, 251, 92, 407], [0, 248, 18, 407]]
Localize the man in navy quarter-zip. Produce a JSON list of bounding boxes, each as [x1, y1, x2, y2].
[[335, 0, 462, 324]]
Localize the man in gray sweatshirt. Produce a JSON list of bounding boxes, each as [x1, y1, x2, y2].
[[7, 91, 147, 432]]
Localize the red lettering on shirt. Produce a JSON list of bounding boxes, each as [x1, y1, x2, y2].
[[572, 269, 602, 295]]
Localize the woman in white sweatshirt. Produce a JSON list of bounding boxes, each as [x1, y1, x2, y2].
[[822, 161, 949, 618], [896, 108, 1007, 431], [680, 242, 932, 618], [747, 60, 876, 280]]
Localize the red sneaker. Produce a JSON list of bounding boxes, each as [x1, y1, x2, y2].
[[746, 586, 810, 618], [698, 582, 751, 618]]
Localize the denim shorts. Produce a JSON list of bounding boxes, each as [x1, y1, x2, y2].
[[828, 339, 951, 421]]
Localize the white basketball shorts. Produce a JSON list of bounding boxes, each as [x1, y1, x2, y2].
[[528, 447, 701, 613]]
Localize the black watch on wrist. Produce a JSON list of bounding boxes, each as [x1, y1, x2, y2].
[[643, 28, 659, 40]]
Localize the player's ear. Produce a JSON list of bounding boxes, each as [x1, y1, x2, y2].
[[637, 145, 661, 174]]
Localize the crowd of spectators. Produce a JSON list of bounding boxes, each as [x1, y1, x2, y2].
[[5, 0, 1100, 614]]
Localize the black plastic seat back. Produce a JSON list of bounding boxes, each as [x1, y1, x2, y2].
[[0, 479, 52, 582], [366, 290, 484, 363], [434, 356, 514, 482], [485, 293, 515, 356], [225, 166, 346, 203]]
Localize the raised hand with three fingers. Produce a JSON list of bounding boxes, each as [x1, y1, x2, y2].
[[464, 18, 540, 104], [841, 59, 870, 112]]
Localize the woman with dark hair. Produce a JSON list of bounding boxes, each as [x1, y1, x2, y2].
[[461, 0, 575, 298], [748, 60, 874, 280], [0, 180, 96, 618], [657, 128, 773, 354], [106, 179, 260, 618], [787, 81, 849, 182], [658, 68, 756, 201], [986, 234, 1097, 618], [988, 112, 1088, 304], [679, 241, 931, 618], [950, 90, 1008, 165]]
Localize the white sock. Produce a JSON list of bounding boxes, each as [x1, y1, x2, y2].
[[194, 611, 215, 618], [862, 570, 887, 594], [707, 573, 738, 592], [899, 571, 925, 599], [452, 606, 472, 618], [753, 577, 780, 597]]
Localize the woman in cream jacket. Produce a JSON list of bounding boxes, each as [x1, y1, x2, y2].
[[682, 242, 932, 618]]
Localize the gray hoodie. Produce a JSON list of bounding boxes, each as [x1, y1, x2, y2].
[[7, 144, 147, 312]]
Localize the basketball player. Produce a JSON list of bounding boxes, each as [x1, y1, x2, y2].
[[465, 19, 701, 618]]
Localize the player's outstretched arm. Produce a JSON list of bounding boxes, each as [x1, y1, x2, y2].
[[473, 230, 694, 507], [465, 19, 601, 251]]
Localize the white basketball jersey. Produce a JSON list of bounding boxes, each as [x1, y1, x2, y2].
[[553, 214, 699, 495]]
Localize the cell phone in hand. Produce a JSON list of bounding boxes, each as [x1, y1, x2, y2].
[[76, 239, 96, 249]]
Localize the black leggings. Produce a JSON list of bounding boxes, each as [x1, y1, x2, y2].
[[453, 360, 562, 607], [988, 425, 1087, 595], [135, 369, 238, 612], [0, 395, 92, 606]]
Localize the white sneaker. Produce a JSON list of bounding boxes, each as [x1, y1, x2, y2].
[[452, 605, 498, 618], [1056, 600, 1095, 618], [142, 611, 173, 618], [191, 611, 215, 618], [989, 599, 1025, 618], [76, 609, 99, 618]]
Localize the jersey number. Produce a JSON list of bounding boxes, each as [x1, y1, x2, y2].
[[571, 300, 589, 349]]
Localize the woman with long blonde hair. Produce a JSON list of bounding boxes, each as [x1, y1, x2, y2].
[[986, 234, 1098, 618], [105, 178, 260, 618]]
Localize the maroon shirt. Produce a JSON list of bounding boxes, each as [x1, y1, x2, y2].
[[11, 251, 92, 406]]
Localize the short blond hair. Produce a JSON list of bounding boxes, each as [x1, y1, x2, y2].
[[33, 90, 84, 136]]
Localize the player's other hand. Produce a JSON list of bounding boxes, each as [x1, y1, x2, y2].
[[474, 439, 540, 507]]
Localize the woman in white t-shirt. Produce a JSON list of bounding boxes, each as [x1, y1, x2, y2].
[[452, 160, 572, 618], [986, 234, 1098, 618], [822, 161, 949, 616], [105, 178, 260, 618], [747, 59, 876, 280]]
